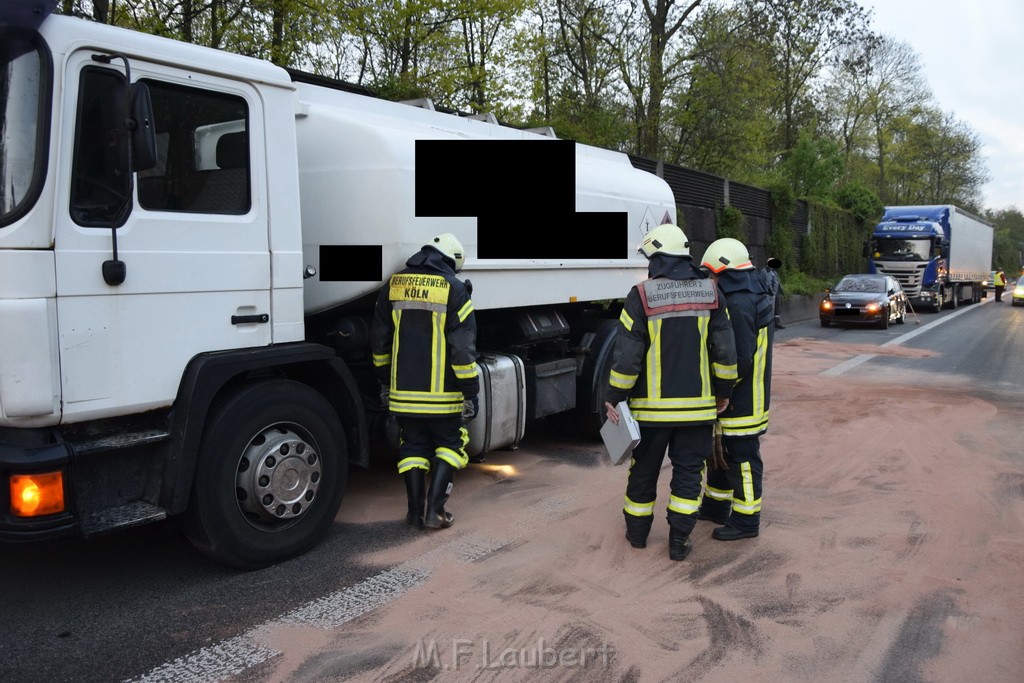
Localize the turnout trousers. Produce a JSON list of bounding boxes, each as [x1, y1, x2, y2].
[[701, 435, 763, 532], [395, 415, 470, 474], [623, 424, 712, 539]]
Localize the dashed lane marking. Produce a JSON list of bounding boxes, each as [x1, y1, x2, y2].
[[820, 299, 989, 377]]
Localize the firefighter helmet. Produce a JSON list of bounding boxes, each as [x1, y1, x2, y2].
[[639, 224, 690, 259], [426, 233, 466, 272], [701, 238, 755, 273]]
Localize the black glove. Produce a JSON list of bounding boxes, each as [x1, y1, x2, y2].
[[462, 395, 479, 421]]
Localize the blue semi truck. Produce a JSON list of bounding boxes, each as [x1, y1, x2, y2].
[[864, 205, 994, 313]]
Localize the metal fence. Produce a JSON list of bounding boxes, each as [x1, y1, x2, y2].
[[630, 155, 810, 269]]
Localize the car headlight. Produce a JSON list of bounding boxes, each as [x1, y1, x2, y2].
[[821, 300, 833, 310], [1014, 285, 1024, 295], [864, 302, 881, 313]]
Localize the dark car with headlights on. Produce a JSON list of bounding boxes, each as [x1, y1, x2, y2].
[[820, 274, 908, 329]]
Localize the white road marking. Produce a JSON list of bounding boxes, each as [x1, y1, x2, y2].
[[127, 494, 580, 683]]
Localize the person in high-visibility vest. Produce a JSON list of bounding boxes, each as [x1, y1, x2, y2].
[[994, 269, 1006, 302], [604, 223, 737, 561], [697, 238, 776, 541], [371, 233, 480, 530]]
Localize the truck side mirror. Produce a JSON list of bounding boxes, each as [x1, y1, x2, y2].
[[112, 80, 157, 173], [130, 82, 157, 171]]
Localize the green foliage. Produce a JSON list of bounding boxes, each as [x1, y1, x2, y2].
[[781, 126, 844, 199], [833, 180, 883, 223], [665, 5, 778, 177], [765, 178, 797, 275], [802, 201, 871, 279], [780, 269, 833, 297], [716, 205, 745, 241], [989, 207, 1024, 273]]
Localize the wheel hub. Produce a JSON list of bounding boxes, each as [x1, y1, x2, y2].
[[236, 425, 321, 523]]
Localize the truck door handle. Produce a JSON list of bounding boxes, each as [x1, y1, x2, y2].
[[231, 313, 269, 325]]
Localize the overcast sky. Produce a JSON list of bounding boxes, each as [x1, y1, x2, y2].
[[867, 0, 1023, 212]]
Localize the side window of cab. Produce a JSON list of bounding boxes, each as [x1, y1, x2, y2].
[[137, 80, 250, 215], [70, 73, 251, 224]]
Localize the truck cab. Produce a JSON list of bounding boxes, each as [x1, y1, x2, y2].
[[866, 205, 991, 313], [2, 10, 676, 568], [865, 214, 946, 308]]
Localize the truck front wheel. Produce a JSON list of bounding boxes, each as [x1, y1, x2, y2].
[[182, 379, 348, 569]]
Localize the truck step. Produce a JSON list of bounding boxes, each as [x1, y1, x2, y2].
[[81, 501, 167, 537], [72, 428, 171, 457]]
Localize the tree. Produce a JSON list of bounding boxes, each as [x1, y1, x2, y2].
[[860, 35, 930, 195], [754, 0, 873, 157], [887, 107, 989, 207], [452, 0, 531, 113], [987, 207, 1024, 273], [665, 4, 776, 178], [613, 0, 705, 158], [781, 125, 843, 199], [522, 0, 630, 148]]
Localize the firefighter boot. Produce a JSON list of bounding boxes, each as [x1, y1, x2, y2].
[[669, 528, 692, 561], [403, 469, 426, 528], [423, 460, 456, 529], [712, 510, 759, 540], [624, 517, 651, 549], [712, 525, 759, 541], [697, 501, 731, 526]]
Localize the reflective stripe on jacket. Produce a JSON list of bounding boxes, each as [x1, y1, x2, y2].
[[371, 250, 479, 416], [606, 262, 737, 426], [716, 270, 774, 437]]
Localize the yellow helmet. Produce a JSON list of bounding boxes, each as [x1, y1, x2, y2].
[[426, 233, 465, 272], [639, 224, 690, 259], [701, 238, 755, 273]]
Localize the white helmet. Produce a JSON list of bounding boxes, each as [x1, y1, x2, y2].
[[701, 238, 755, 273], [639, 224, 690, 259], [426, 233, 465, 272]]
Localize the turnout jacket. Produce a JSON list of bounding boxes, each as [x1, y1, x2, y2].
[[606, 255, 737, 426], [371, 247, 480, 416], [716, 270, 774, 437]]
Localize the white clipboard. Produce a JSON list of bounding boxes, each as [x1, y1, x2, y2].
[[600, 401, 641, 466]]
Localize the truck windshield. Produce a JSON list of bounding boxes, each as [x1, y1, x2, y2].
[[875, 238, 931, 261], [0, 32, 49, 228]]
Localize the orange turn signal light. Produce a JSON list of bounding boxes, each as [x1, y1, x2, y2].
[[10, 471, 66, 517]]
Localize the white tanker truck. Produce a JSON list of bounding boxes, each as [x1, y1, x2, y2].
[[0, 9, 676, 567]]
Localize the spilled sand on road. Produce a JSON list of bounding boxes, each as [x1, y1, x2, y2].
[[240, 338, 1024, 683]]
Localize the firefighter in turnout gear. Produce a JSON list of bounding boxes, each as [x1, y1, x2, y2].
[[697, 237, 774, 541], [371, 233, 480, 530], [604, 224, 738, 561]]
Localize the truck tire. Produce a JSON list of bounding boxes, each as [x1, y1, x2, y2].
[[182, 379, 348, 569], [932, 288, 943, 313], [571, 318, 619, 438], [949, 286, 959, 309]]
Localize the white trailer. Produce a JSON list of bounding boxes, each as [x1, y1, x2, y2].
[[0, 11, 675, 567]]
